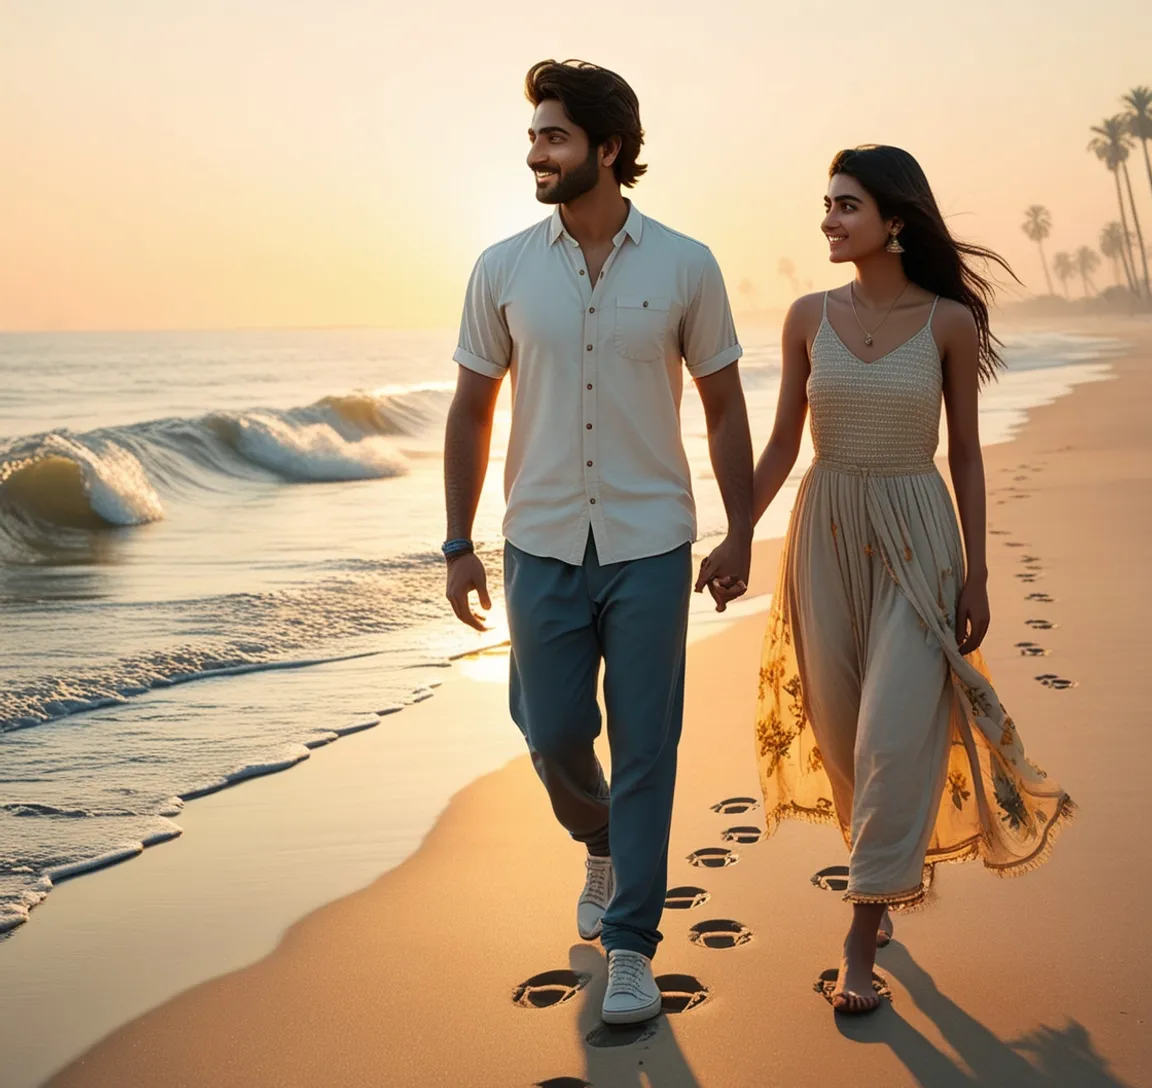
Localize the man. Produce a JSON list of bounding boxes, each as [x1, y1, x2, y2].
[[443, 58, 752, 1025]]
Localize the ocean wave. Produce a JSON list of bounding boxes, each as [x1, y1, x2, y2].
[[0, 385, 450, 561], [0, 537, 498, 731], [0, 649, 382, 732], [0, 435, 164, 529], [1, 802, 127, 819], [209, 411, 407, 482]]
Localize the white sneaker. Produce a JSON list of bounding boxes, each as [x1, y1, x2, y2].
[[602, 949, 663, 1024], [577, 855, 615, 940]]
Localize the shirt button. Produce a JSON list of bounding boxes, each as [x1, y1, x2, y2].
[[586, 344, 593, 351], [586, 383, 592, 390], [642, 300, 649, 308], [586, 460, 593, 467], [588, 306, 595, 314], [586, 423, 593, 430], [579, 269, 586, 276], [589, 498, 596, 504]]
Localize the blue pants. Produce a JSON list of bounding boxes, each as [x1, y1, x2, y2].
[[504, 534, 692, 959]]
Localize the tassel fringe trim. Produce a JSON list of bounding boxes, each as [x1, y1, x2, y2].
[[762, 792, 1077, 913]]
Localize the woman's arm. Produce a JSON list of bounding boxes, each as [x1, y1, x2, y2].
[[752, 295, 816, 524], [940, 303, 989, 654]]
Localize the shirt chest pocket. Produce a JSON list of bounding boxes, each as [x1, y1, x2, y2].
[[614, 295, 673, 362]]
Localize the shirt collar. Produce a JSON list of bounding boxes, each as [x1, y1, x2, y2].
[[548, 200, 644, 247]]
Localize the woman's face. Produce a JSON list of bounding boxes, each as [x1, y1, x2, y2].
[[822, 173, 898, 264]]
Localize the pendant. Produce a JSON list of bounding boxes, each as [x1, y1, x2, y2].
[[864, 334, 874, 346]]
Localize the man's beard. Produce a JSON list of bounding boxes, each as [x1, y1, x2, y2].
[[535, 146, 600, 205]]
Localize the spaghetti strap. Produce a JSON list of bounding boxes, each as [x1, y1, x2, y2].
[[821, 291, 830, 320], [926, 295, 940, 326]]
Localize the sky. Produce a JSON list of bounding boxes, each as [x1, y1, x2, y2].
[[2, 0, 1151, 331]]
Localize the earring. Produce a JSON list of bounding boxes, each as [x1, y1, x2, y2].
[[886, 229, 905, 254]]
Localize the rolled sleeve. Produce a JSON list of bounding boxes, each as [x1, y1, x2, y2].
[[454, 252, 511, 379], [682, 249, 743, 379]]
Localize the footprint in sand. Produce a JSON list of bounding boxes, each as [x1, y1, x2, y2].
[[657, 974, 711, 1013], [1004, 541, 1028, 548], [687, 847, 739, 869], [1016, 641, 1050, 657], [512, 970, 591, 1009], [1017, 574, 1039, 583], [710, 796, 760, 815], [1035, 673, 1077, 690], [688, 919, 753, 949], [810, 864, 850, 892], [990, 529, 1010, 536], [813, 968, 893, 1006], [536, 1080, 593, 1088], [1026, 592, 1055, 603], [665, 886, 711, 910], [1026, 618, 1057, 630], [721, 825, 765, 845], [584, 1021, 660, 1048]]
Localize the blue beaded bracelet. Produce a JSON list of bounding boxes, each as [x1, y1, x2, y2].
[[441, 538, 474, 559]]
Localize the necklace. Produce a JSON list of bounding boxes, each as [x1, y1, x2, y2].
[[850, 280, 910, 347]]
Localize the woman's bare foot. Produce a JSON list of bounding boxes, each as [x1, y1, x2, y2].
[[877, 907, 894, 948], [831, 904, 886, 1015]]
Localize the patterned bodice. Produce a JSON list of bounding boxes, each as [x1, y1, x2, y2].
[[807, 295, 942, 474]]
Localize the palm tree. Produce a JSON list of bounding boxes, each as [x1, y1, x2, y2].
[[1075, 246, 1101, 297], [1052, 252, 1075, 298], [777, 257, 800, 295], [1089, 116, 1150, 298], [1020, 206, 1055, 294], [1100, 222, 1131, 287], [736, 277, 757, 313], [1123, 86, 1152, 200]]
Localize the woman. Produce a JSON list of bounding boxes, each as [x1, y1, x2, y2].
[[748, 146, 1074, 1014]]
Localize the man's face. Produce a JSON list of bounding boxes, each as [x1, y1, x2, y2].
[[527, 98, 601, 205]]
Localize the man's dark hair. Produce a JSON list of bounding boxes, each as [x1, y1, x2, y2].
[[525, 59, 647, 188]]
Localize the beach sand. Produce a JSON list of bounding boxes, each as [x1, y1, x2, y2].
[[29, 320, 1152, 1087]]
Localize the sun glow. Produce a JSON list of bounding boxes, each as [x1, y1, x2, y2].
[[2, 1, 1150, 330]]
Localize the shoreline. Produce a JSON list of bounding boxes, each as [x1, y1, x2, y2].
[[2, 317, 1148, 1087]]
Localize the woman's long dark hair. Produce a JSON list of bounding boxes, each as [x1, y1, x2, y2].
[[830, 145, 1016, 383]]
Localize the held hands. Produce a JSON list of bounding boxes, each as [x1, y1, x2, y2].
[[955, 575, 990, 656], [445, 552, 491, 631], [695, 532, 752, 613]]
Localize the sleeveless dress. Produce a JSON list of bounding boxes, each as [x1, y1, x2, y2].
[[754, 294, 1074, 910]]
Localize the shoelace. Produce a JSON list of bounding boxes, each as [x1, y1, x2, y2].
[[581, 860, 611, 904], [607, 953, 649, 998]]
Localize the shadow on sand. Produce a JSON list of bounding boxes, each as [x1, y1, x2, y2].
[[530, 941, 1131, 1087], [533, 944, 704, 1088], [838, 941, 1133, 1088]]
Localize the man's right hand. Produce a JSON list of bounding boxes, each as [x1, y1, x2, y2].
[[445, 552, 492, 631]]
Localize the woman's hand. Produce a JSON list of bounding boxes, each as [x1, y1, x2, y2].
[[695, 533, 751, 612], [955, 575, 990, 656]]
